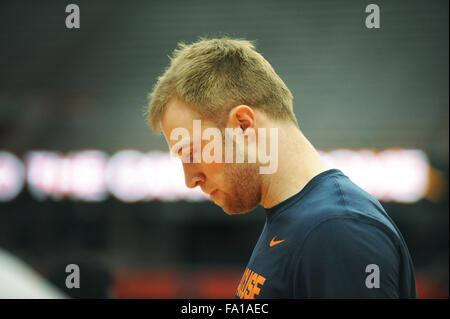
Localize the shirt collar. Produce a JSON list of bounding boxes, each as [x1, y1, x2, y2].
[[264, 168, 342, 219]]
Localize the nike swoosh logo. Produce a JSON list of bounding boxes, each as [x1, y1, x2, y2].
[[270, 236, 285, 247]]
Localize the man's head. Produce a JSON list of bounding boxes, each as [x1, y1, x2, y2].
[[146, 37, 299, 214]]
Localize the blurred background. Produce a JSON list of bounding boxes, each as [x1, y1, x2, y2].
[[0, 0, 448, 298]]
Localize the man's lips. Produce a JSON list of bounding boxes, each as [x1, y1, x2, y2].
[[201, 188, 219, 200]]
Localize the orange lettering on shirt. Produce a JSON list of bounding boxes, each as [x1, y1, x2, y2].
[[235, 268, 267, 299]]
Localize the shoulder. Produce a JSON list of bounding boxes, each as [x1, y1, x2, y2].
[[274, 175, 404, 265], [293, 216, 402, 280], [282, 170, 399, 242], [290, 217, 402, 298], [300, 216, 400, 256]]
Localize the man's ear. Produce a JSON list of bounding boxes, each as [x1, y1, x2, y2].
[[227, 105, 256, 132]]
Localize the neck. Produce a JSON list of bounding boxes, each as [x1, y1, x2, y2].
[[259, 125, 330, 209]]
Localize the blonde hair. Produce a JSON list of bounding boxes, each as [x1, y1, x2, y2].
[[146, 37, 298, 135]]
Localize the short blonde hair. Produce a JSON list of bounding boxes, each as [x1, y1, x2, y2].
[[146, 37, 298, 134]]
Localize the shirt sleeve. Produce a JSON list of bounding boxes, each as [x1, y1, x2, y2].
[[293, 217, 401, 298]]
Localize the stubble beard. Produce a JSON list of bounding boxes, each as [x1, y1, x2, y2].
[[220, 162, 262, 215]]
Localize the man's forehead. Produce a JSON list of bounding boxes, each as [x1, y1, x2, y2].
[[162, 98, 197, 128], [161, 98, 219, 134], [161, 98, 204, 149]]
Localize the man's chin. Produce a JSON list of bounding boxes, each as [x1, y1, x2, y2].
[[218, 201, 257, 216], [211, 191, 259, 215]]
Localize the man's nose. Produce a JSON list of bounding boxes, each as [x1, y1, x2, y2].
[[183, 164, 205, 189]]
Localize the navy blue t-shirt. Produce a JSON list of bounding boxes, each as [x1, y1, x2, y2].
[[235, 169, 417, 299]]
